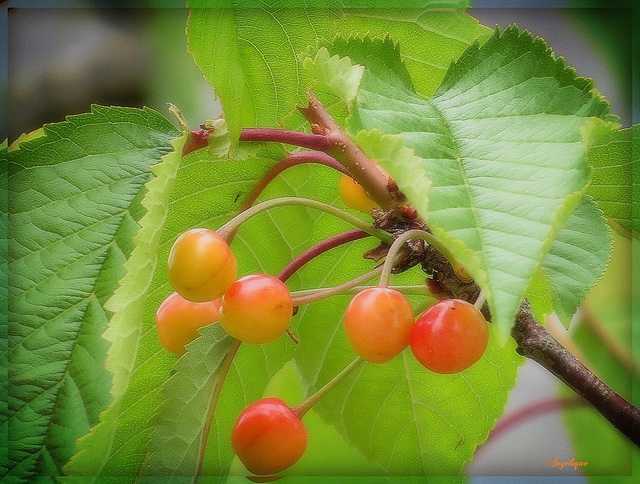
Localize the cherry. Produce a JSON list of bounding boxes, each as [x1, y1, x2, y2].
[[167, 228, 237, 302], [410, 299, 488, 374], [343, 287, 415, 363], [338, 175, 379, 214], [232, 398, 308, 475], [219, 274, 293, 344], [155, 292, 222, 355]]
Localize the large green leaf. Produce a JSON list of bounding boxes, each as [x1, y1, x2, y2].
[[1, 140, 8, 476], [63, 129, 187, 480], [633, 125, 640, 234], [186, 7, 489, 146], [186, 7, 341, 147], [585, 125, 636, 237], [188, 1, 470, 7], [541, 195, 612, 326], [322, 28, 614, 340], [5, 106, 179, 482]]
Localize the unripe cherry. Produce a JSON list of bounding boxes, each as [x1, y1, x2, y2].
[[339, 175, 380, 214], [232, 398, 308, 475], [167, 228, 237, 302], [155, 291, 222, 355], [343, 287, 415, 363], [410, 299, 488, 374], [219, 274, 293, 344]]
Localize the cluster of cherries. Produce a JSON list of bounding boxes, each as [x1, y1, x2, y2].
[[155, 201, 490, 475]]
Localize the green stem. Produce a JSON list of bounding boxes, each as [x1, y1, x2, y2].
[[194, 339, 242, 483], [290, 284, 430, 298], [290, 266, 383, 306], [378, 229, 457, 287], [474, 290, 486, 310], [292, 357, 365, 418], [217, 196, 393, 243]]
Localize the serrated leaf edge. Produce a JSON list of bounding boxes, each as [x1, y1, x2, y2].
[[63, 129, 188, 477]]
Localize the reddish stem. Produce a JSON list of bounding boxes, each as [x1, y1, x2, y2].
[[278, 229, 369, 344], [239, 128, 331, 151], [225, 151, 350, 243], [278, 229, 370, 282], [239, 151, 350, 213], [482, 395, 585, 447]]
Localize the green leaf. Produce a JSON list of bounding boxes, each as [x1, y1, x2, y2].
[[293, 215, 523, 474], [64, 129, 187, 479], [145, 324, 234, 478], [525, 267, 554, 324], [303, 47, 365, 105], [6, 106, 179, 482], [331, 28, 612, 341], [188, 1, 471, 7], [187, 7, 489, 146], [633, 125, 640, 235], [1, 140, 8, 476], [543, 196, 613, 326], [186, 7, 341, 147], [585, 124, 636, 237]]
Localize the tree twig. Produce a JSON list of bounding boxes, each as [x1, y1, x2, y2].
[[512, 302, 640, 447], [298, 92, 398, 211]]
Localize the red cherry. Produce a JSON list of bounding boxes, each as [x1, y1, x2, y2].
[[155, 292, 222, 355], [410, 299, 488, 373], [344, 287, 415, 363], [231, 398, 308, 475]]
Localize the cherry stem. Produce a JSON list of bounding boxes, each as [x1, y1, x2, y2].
[[291, 266, 383, 306], [292, 357, 365, 418], [278, 229, 370, 282], [194, 339, 242, 483], [239, 151, 350, 214], [474, 290, 486, 310], [224, 151, 351, 243], [279, 229, 369, 345], [291, 284, 430, 298], [286, 328, 299, 345], [482, 395, 586, 447], [378, 229, 457, 288], [217, 196, 393, 243], [239, 128, 331, 151]]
